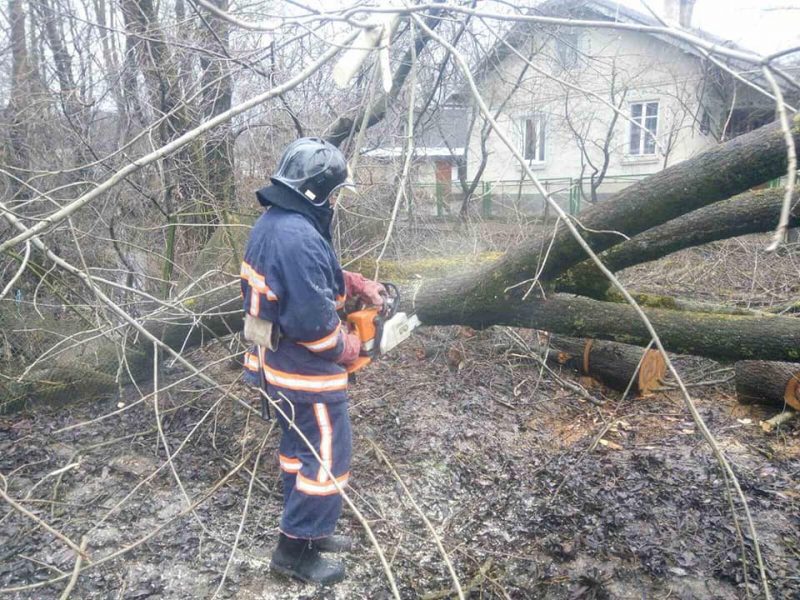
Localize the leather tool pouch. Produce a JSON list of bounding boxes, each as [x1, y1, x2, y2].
[[244, 314, 281, 350]]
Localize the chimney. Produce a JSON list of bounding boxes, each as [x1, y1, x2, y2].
[[664, 0, 679, 22], [679, 0, 696, 28], [664, 0, 696, 28]]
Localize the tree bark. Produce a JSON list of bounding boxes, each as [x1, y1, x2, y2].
[[4, 0, 33, 200], [735, 361, 800, 411], [199, 0, 235, 216], [413, 289, 800, 363], [559, 187, 800, 298], [417, 115, 800, 324]]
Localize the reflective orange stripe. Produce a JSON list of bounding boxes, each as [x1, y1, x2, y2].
[[241, 261, 278, 304], [279, 454, 301, 473], [296, 472, 349, 496], [298, 323, 341, 353], [335, 294, 346, 310], [243, 352, 260, 372], [314, 404, 333, 482], [262, 364, 348, 393], [249, 286, 260, 317]]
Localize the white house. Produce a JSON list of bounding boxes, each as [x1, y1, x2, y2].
[[448, 0, 784, 216]]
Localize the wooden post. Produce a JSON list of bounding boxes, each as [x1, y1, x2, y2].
[[481, 181, 493, 218], [435, 182, 444, 217]]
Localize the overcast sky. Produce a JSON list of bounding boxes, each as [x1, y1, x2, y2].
[[294, 1, 800, 56], [596, 0, 800, 54]]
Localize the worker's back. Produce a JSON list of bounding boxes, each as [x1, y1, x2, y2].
[[241, 203, 348, 404]]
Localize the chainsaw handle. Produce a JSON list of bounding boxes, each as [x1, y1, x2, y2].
[[381, 282, 399, 319], [350, 281, 399, 317]]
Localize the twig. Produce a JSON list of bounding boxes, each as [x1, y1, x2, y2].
[[0, 240, 30, 302], [58, 536, 88, 600], [0, 446, 258, 594], [0, 484, 87, 559], [369, 439, 465, 600], [422, 559, 493, 600], [374, 21, 417, 281], [761, 410, 798, 433], [212, 430, 270, 598], [763, 65, 798, 253]]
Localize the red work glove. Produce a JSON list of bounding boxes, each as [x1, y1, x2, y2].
[[343, 271, 385, 307], [337, 332, 361, 365]]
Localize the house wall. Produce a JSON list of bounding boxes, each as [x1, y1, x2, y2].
[[466, 24, 731, 207]]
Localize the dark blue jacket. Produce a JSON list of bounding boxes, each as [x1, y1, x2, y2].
[[241, 184, 348, 403]]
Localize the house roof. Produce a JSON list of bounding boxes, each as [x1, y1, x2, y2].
[[416, 105, 470, 150], [564, 0, 750, 57], [363, 105, 469, 159], [459, 0, 760, 100]]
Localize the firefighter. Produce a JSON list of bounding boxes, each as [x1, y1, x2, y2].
[[240, 137, 384, 585]]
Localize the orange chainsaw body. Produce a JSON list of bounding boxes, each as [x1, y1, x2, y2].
[[345, 307, 380, 373]]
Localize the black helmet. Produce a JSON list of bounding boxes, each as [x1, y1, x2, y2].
[[271, 137, 354, 206]]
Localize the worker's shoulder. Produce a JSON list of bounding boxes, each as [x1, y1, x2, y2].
[[270, 210, 319, 240], [266, 209, 328, 253]]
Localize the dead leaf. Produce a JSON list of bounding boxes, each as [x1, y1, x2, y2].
[[599, 439, 623, 450]]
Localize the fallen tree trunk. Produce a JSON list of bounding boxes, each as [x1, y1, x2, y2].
[[414, 291, 800, 363], [735, 361, 800, 410], [7, 117, 800, 406], [548, 336, 665, 395], [559, 187, 800, 298], [10, 283, 798, 406], [420, 115, 800, 319], [3, 285, 241, 408]]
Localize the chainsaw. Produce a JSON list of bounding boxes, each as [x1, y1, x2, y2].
[[344, 282, 420, 374]]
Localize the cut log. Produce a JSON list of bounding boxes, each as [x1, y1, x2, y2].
[[548, 336, 666, 395], [735, 361, 800, 410]]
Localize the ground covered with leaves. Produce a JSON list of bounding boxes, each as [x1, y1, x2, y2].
[[1, 320, 799, 599], [2, 229, 800, 598]]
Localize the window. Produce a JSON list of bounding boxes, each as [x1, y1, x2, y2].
[[516, 115, 546, 163], [699, 109, 711, 135], [629, 101, 659, 155], [555, 31, 580, 69], [724, 108, 774, 139]]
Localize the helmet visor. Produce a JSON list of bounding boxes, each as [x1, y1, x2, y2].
[[334, 164, 357, 194]]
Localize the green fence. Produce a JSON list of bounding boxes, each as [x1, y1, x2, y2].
[[410, 174, 656, 219], [408, 173, 788, 219]]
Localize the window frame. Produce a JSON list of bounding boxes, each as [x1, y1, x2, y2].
[[555, 30, 580, 69], [628, 100, 660, 157], [699, 108, 711, 136], [517, 113, 547, 164]]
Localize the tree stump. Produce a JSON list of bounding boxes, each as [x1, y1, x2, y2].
[[735, 361, 800, 410]]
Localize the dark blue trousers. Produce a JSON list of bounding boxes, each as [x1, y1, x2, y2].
[[273, 396, 352, 539]]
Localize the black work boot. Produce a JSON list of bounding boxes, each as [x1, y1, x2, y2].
[[315, 534, 353, 553], [270, 533, 346, 585]]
